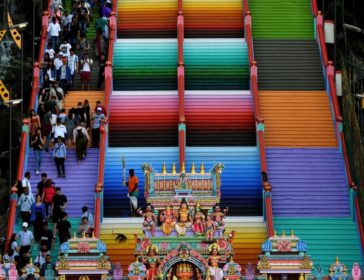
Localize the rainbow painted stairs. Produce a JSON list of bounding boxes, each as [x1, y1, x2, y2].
[[249, 0, 363, 271], [100, 0, 267, 270]]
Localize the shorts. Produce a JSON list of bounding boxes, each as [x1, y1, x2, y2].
[[81, 71, 91, 82]]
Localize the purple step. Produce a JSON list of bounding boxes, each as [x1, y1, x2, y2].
[[266, 148, 350, 217], [25, 148, 99, 217]]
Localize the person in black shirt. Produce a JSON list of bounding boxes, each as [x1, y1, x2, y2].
[[97, 54, 105, 89], [31, 128, 44, 175], [51, 187, 68, 234], [36, 173, 47, 197], [39, 254, 56, 278], [76, 1, 89, 35], [74, 101, 86, 123], [39, 221, 54, 252], [56, 212, 71, 244]]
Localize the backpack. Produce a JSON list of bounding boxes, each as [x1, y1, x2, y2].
[[44, 186, 56, 203], [55, 88, 63, 101], [77, 128, 84, 139]]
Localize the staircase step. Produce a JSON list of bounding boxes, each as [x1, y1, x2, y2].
[[259, 91, 336, 147], [254, 40, 325, 90], [249, 0, 314, 39], [27, 149, 99, 217], [266, 148, 350, 217], [274, 218, 362, 271]]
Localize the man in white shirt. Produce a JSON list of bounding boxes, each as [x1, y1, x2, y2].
[[61, 10, 73, 30], [18, 187, 35, 225], [80, 53, 93, 90], [52, 118, 67, 142], [22, 171, 32, 194], [68, 49, 78, 87], [18, 222, 34, 257], [47, 17, 61, 49], [45, 43, 56, 60], [59, 38, 72, 58], [54, 53, 64, 71]]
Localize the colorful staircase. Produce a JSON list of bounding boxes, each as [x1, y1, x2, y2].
[[249, 0, 363, 270], [253, 41, 325, 90], [100, 0, 267, 271], [27, 148, 98, 216], [248, 0, 314, 39], [274, 218, 362, 270], [185, 91, 255, 146], [259, 91, 336, 147]]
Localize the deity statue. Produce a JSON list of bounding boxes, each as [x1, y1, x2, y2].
[[8, 264, 18, 280], [245, 263, 255, 280], [175, 200, 192, 236], [159, 205, 176, 236], [143, 245, 160, 280], [211, 205, 228, 235], [113, 262, 123, 280], [208, 243, 224, 280], [138, 205, 157, 237], [352, 263, 361, 280], [205, 215, 216, 242], [191, 201, 205, 236], [175, 263, 194, 280]]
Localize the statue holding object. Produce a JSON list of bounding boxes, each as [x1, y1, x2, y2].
[[159, 205, 176, 236], [138, 205, 157, 237], [142, 245, 160, 280], [208, 243, 224, 280], [352, 262, 361, 280]]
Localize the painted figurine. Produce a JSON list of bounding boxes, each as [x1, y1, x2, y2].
[[143, 245, 160, 280], [113, 262, 123, 279], [8, 264, 18, 280], [138, 205, 157, 237], [352, 263, 361, 280], [175, 200, 192, 236], [208, 243, 224, 280], [159, 205, 176, 236], [211, 205, 228, 233], [191, 202, 205, 236], [205, 215, 216, 242], [0, 264, 5, 280], [245, 263, 255, 280]]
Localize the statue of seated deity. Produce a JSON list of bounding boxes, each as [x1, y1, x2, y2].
[[138, 205, 157, 237], [208, 243, 224, 280], [191, 201, 205, 236], [159, 205, 176, 236], [175, 200, 192, 236]]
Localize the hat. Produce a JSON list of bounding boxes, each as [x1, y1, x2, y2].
[[96, 107, 102, 111], [106, 0, 111, 3], [22, 222, 28, 227], [3, 255, 10, 262]]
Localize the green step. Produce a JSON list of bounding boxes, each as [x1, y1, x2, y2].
[[274, 218, 362, 271], [248, 0, 314, 39], [16, 218, 80, 262]]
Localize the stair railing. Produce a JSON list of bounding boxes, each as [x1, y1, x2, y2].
[[6, 1, 51, 249], [93, 3, 117, 237], [244, 2, 274, 237], [311, 0, 364, 253], [177, 0, 186, 168]]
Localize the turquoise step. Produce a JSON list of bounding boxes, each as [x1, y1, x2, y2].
[[274, 218, 362, 271]]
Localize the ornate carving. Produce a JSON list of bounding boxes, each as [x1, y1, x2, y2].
[[301, 256, 313, 270], [57, 255, 69, 270], [97, 255, 111, 270], [258, 256, 270, 270]]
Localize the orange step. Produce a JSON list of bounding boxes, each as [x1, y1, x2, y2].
[[259, 91, 337, 147], [64, 90, 105, 114]]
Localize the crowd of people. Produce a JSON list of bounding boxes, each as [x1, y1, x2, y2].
[[1, 171, 95, 277], [0, 0, 112, 278]]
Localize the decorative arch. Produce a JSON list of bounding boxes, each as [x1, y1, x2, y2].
[[159, 246, 209, 280]]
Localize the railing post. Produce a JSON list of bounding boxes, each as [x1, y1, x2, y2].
[[104, 61, 112, 109], [5, 184, 19, 250], [94, 184, 103, 238], [178, 123, 186, 168]]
